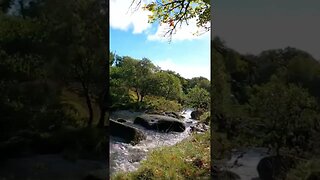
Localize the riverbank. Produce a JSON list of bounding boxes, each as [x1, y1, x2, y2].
[[111, 131, 210, 180], [109, 109, 210, 175]]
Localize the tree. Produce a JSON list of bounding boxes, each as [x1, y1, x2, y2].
[[186, 76, 210, 92], [132, 0, 210, 41], [117, 57, 159, 102], [186, 85, 210, 110], [40, 0, 107, 127], [151, 71, 183, 100], [249, 77, 319, 156], [211, 38, 233, 115]]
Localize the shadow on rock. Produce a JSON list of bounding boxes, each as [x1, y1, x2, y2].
[[134, 114, 186, 133]]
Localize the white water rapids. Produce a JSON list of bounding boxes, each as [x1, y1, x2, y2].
[[109, 109, 197, 175]]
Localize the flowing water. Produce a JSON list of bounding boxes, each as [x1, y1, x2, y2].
[[109, 109, 198, 175], [226, 147, 270, 180]]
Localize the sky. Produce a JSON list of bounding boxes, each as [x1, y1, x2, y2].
[[214, 0, 320, 60], [110, 0, 210, 80]]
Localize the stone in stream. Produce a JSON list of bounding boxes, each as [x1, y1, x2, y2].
[[191, 110, 204, 120], [134, 114, 186, 132], [163, 111, 185, 119], [110, 119, 146, 145], [116, 118, 126, 123], [257, 155, 297, 180]]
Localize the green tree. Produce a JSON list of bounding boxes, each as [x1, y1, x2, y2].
[[211, 38, 233, 116], [117, 56, 159, 102], [249, 77, 319, 156], [132, 0, 210, 40], [186, 85, 210, 110], [151, 71, 183, 100], [186, 76, 210, 92], [38, 0, 107, 127]]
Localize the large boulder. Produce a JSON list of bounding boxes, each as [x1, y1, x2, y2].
[[110, 119, 145, 145], [191, 110, 204, 120], [134, 114, 186, 132], [257, 155, 297, 180]]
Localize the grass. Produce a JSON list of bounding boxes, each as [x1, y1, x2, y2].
[[286, 158, 320, 180], [199, 111, 210, 124], [111, 131, 210, 180]]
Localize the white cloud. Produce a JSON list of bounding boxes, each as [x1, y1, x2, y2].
[[110, 0, 152, 34], [147, 18, 210, 42], [155, 59, 210, 80]]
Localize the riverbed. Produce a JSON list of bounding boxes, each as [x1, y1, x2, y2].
[[109, 109, 198, 175]]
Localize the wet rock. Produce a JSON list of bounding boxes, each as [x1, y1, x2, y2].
[[191, 110, 204, 120], [257, 155, 297, 180], [110, 119, 146, 145], [190, 126, 206, 133], [116, 118, 126, 123], [134, 114, 186, 132], [163, 111, 185, 119], [190, 122, 209, 133]]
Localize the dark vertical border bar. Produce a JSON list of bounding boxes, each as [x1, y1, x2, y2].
[[105, 0, 110, 179], [210, 0, 214, 179]]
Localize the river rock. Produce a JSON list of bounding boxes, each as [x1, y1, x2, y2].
[[116, 118, 126, 123], [163, 112, 185, 119], [257, 155, 297, 180], [110, 119, 145, 145], [191, 110, 204, 120], [134, 114, 186, 132]]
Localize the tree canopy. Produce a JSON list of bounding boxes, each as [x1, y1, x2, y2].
[[132, 0, 210, 41]]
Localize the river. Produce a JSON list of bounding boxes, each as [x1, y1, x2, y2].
[[109, 109, 198, 175]]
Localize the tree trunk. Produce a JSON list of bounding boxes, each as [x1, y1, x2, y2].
[[98, 88, 108, 128], [82, 82, 94, 127], [98, 106, 105, 128]]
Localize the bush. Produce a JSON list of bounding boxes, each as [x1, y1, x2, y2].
[[286, 158, 320, 180], [199, 111, 210, 124], [144, 96, 182, 112]]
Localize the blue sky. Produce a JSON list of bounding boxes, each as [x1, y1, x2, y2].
[[110, 0, 210, 80]]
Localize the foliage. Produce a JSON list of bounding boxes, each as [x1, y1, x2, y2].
[[144, 95, 182, 112], [199, 111, 210, 124], [186, 85, 210, 110], [248, 77, 319, 155], [110, 53, 209, 111], [151, 71, 183, 100], [211, 38, 234, 116], [133, 0, 210, 41], [187, 76, 210, 92], [286, 159, 320, 180]]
